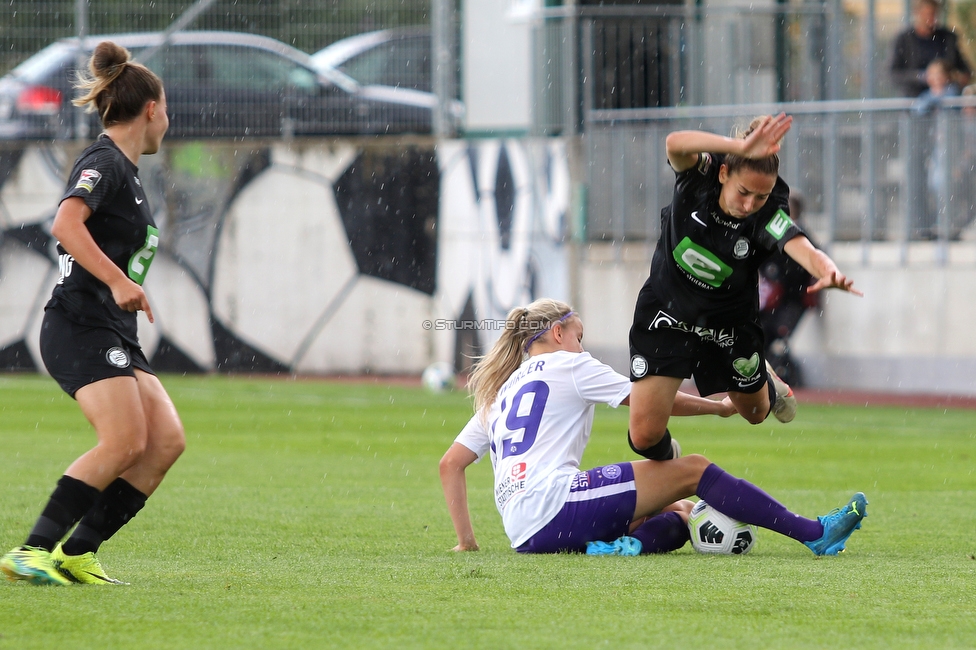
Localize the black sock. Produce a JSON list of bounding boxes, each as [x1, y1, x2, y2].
[[61, 478, 148, 556], [24, 476, 100, 552], [628, 429, 676, 461]]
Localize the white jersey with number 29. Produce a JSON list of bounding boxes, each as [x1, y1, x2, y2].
[[454, 350, 631, 547]]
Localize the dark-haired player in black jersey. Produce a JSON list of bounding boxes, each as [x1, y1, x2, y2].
[[625, 114, 862, 462], [1, 41, 184, 586]]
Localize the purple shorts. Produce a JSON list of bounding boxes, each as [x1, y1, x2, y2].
[[516, 463, 637, 554]]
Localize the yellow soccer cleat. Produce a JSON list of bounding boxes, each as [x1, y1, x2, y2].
[[51, 545, 128, 585], [1, 546, 73, 586]]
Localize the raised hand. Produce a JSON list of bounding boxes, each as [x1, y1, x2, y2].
[[741, 113, 793, 159]]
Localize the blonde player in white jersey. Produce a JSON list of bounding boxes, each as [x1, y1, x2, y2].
[[440, 299, 868, 556]]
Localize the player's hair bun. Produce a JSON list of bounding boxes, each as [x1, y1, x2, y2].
[[73, 40, 162, 127], [89, 41, 131, 85]]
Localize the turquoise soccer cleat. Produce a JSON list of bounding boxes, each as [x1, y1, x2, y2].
[[586, 536, 643, 556], [804, 492, 868, 556]]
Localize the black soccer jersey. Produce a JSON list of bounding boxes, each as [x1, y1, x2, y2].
[[641, 152, 804, 328], [46, 134, 159, 346]]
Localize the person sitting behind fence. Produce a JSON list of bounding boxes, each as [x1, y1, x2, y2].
[[914, 58, 962, 237], [890, 0, 971, 98], [915, 58, 962, 115]]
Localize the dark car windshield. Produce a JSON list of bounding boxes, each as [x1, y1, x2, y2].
[[10, 41, 75, 83]]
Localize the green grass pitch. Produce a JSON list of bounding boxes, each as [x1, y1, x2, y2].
[[1, 373, 974, 649]]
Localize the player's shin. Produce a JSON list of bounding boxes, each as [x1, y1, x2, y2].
[[696, 463, 821, 542]]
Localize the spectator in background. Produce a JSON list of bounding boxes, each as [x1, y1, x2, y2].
[[758, 194, 818, 387], [916, 58, 962, 113], [890, 0, 971, 98], [915, 58, 962, 236], [959, 84, 976, 236], [891, 0, 972, 239]]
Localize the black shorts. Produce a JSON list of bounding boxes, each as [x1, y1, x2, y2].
[[40, 308, 154, 398], [628, 300, 768, 397]]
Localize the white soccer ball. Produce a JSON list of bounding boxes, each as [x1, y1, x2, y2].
[[688, 500, 757, 555], [421, 361, 457, 393]]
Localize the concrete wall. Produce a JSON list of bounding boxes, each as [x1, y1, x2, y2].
[[462, 0, 533, 134], [4, 137, 975, 395], [0, 138, 571, 375], [578, 241, 976, 396]]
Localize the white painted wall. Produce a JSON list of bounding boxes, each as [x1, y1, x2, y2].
[[0, 138, 570, 376], [462, 0, 533, 134]]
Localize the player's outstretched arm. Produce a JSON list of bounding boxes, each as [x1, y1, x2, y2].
[[439, 443, 480, 551], [671, 393, 736, 417], [621, 392, 735, 416], [784, 235, 863, 297]]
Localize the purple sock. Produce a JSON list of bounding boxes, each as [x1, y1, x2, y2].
[[630, 511, 690, 554], [697, 463, 823, 543]]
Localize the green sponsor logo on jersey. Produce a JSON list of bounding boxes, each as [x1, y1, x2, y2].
[[766, 209, 793, 240], [128, 225, 159, 286], [673, 237, 733, 288]]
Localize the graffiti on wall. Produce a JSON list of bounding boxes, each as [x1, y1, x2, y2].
[[0, 138, 570, 375]]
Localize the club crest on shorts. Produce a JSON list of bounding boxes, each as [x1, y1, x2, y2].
[[631, 355, 648, 378], [601, 464, 622, 480], [106, 347, 130, 368]]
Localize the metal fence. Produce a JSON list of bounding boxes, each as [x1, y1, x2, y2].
[[0, 0, 434, 74], [532, 1, 909, 135], [0, 0, 451, 138], [584, 98, 976, 261]]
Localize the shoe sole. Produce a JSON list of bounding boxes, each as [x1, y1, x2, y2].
[[1, 563, 69, 586], [772, 393, 797, 423], [1, 564, 18, 582], [766, 361, 797, 423]]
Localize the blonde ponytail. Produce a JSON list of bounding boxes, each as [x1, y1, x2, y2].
[[468, 298, 573, 417]]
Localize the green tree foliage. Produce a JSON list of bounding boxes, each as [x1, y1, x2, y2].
[[953, 0, 976, 81]]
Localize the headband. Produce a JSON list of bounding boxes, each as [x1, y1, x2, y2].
[[523, 311, 575, 353]]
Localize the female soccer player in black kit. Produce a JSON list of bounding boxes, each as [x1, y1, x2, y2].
[[626, 114, 862, 461], [1, 41, 184, 585]]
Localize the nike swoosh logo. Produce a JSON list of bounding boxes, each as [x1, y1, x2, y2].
[[135, 198, 143, 205], [690, 211, 707, 227]]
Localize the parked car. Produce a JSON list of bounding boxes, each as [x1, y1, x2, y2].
[[0, 31, 435, 140], [310, 28, 462, 129], [311, 27, 432, 92]]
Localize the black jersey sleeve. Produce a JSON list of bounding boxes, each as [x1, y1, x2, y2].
[[752, 178, 804, 253], [61, 146, 124, 214], [672, 152, 716, 188]]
